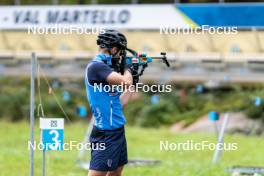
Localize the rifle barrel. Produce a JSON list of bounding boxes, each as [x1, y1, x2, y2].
[[149, 57, 170, 67]]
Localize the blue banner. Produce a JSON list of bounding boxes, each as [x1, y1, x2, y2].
[[177, 3, 264, 28]]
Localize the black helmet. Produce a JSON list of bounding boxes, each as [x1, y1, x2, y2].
[[97, 29, 127, 49]]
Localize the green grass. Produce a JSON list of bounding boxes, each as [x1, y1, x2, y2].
[[0, 121, 263, 176]]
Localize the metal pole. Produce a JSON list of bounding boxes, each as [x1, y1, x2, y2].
[[42, 150, 46, 176], [30, 53, 37, 176], [77, 118, 94, 161], [212, 113, 229, 164]]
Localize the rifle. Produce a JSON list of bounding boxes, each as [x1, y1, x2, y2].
[[112, 48, 170, 76]]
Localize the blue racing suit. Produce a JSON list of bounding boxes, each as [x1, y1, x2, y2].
[[85, 53, 128, 171], [85, 53, 126, 130]]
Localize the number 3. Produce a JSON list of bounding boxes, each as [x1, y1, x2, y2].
[[49, 130, 60, 150]]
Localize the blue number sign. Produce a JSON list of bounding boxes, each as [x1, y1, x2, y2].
[[40, 118, 64, 151]]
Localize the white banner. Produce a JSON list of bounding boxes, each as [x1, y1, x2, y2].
[[0, 5, 192, 30]]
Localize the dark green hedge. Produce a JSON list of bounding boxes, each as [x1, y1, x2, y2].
[[1, 77, 264, 127]]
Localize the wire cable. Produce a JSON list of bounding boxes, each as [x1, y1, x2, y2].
[[37, 64, 45, 118], [38, 65, 72, 123]]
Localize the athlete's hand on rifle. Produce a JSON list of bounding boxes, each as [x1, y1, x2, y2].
[[112, 47, 170, 86], [125, 63, 139, 85]]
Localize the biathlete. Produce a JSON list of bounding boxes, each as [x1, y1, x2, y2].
[[85, 29, 138, 176]]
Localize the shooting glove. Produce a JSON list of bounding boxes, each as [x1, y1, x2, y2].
[[132, 75, 139, 85], [125, 64, 139, 85]]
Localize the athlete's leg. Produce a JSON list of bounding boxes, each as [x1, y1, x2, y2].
[[106, 166, 124, 176], [88, 170, 107, 176]]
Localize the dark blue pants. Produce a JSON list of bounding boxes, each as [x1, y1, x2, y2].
[[89, 126, 128, 171]]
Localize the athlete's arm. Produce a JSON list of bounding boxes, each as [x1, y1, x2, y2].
[[120, 87, 134, 108], [106, 70, 133, 87], [88, 62, 132, 87], [107, 70, 134, 108]]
